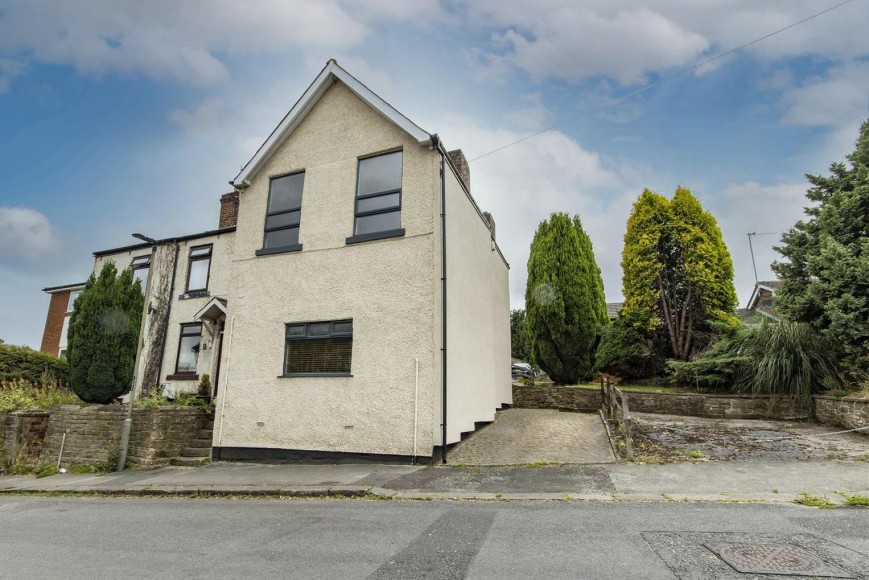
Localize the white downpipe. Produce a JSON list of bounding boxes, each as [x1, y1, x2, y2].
[[413, 357, 419, 462], [216, 316, 235, 450]]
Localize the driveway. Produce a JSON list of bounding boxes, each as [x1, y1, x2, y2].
[[446, 408, 615, 465]]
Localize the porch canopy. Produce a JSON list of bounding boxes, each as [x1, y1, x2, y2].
[[193, 297, 227, 322]]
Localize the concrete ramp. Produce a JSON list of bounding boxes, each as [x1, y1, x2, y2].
[[447, 408, 615, 465]]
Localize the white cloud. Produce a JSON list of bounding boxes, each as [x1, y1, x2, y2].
[[340, 0, 444, 23], [0, 206, 60, 259], [461, 0, 869, 84], [497, 7, 709, 84], [0, 58, 25, 92], [778, 60, 869, 169], [434, 115, 643, 307], [782, 60, 869, 129], [0, 0, 370, 86]]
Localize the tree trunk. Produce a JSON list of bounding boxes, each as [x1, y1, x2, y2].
[[657, 273, 679, 357]]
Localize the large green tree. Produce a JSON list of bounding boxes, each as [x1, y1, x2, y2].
[[510, 308, 532, 362], [621, 187, 737, 361], [67, 262, 144, 404], [773, 120, 869, 381], [525, 213, 608, 383]]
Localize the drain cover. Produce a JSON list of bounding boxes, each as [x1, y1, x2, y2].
[[706, 543, 856, 578]]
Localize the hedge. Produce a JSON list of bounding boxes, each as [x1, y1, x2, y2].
[[0, 343, 69, 388]]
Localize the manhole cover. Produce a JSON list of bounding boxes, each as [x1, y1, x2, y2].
[[706, 543, 856, 578]]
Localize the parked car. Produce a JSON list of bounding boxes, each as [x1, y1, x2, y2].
[[512, 361, 534, 381]]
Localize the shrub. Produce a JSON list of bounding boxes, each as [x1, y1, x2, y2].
[[0, 343, 69, 388], [197, 373, 212, 397], [0, 379, 82, 412], [595, 317, 662, 380], [671, 321, 844, 406]]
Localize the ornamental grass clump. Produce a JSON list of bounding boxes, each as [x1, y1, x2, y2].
[[732, 321, 843, 406]]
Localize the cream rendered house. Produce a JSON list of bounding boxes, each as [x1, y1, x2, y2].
[[90, 226, 236, 401], [66, 61, 511, 463]]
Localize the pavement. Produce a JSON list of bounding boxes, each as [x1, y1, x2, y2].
[[1, 459, 866, 504]]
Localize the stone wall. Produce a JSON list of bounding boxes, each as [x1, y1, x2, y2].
[[32, 405, 211, 469], [511, 385, 859, 423], [1, 413, 11, 464], [1, 411, 52, 465], [623, 391, 808, 420], [512, 385, 601, 412], [813, 396, 868, 434]]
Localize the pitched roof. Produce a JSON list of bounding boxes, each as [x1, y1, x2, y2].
[[746, 279, 781, 311], [757, 280, 781, 291], [232, 60, 432, 187], [606, 302, 624, 319]]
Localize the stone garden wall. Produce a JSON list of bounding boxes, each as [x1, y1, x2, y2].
[[813, 396, 868, 434], [1, 410, 51, 466], [513, 385, 867, 434], [2, 405, 211, 470]]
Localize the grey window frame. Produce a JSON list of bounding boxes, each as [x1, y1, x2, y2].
[[280, 319, 353, 377], [170, 322, 202, 379], [130, 255, 150, 292], [346, 150, 405, 245], [185, 244, 212, 293], [257, 170, 305, 256]]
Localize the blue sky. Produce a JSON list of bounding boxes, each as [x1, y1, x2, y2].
[[1, 0, 868, 348]]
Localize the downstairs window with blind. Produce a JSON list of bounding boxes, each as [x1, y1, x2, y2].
[[282, 320, 353, 376]]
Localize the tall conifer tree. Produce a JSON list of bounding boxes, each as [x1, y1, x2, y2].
[[525, 213, 608, 383], [68, 262, 144, 404], [622, 187, 737, 361], [774, 120, 869, 380]]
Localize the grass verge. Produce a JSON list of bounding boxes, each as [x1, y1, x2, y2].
[[794, 492, 835, 508]]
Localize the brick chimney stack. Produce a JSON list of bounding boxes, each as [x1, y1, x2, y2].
[[447, 149, 470, 192], [219, 191, 239, 228]]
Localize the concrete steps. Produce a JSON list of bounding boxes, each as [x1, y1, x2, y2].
[[170, 422, 214, 467], [170, 456, 210, 467]]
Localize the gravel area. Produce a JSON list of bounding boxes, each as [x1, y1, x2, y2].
[[630, 413, 868, 463]]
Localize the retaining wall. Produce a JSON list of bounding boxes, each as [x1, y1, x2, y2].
[[513, 385, 867, 434], [2, 405, 211, 470], [1, 410, 52, 465], [813, 396, 868, 434]]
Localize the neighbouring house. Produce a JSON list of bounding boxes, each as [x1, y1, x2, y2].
[[606, 302, 623, 320], [742, 279, 780, 322], [40, 283, 85, 357], [42, 60, 512, 463]]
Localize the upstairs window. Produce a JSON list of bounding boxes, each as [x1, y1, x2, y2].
[[347, 150, 404, 244], [283, 320, 353, 376], [67, 291, 81, 313], [186, 244, 212, 292], [258, 171, 304, 255], [130, 255, 150, 292], [58, 316, 70, 357]]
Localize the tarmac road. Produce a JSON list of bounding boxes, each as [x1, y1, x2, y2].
[[0, 496, 866, 579]]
